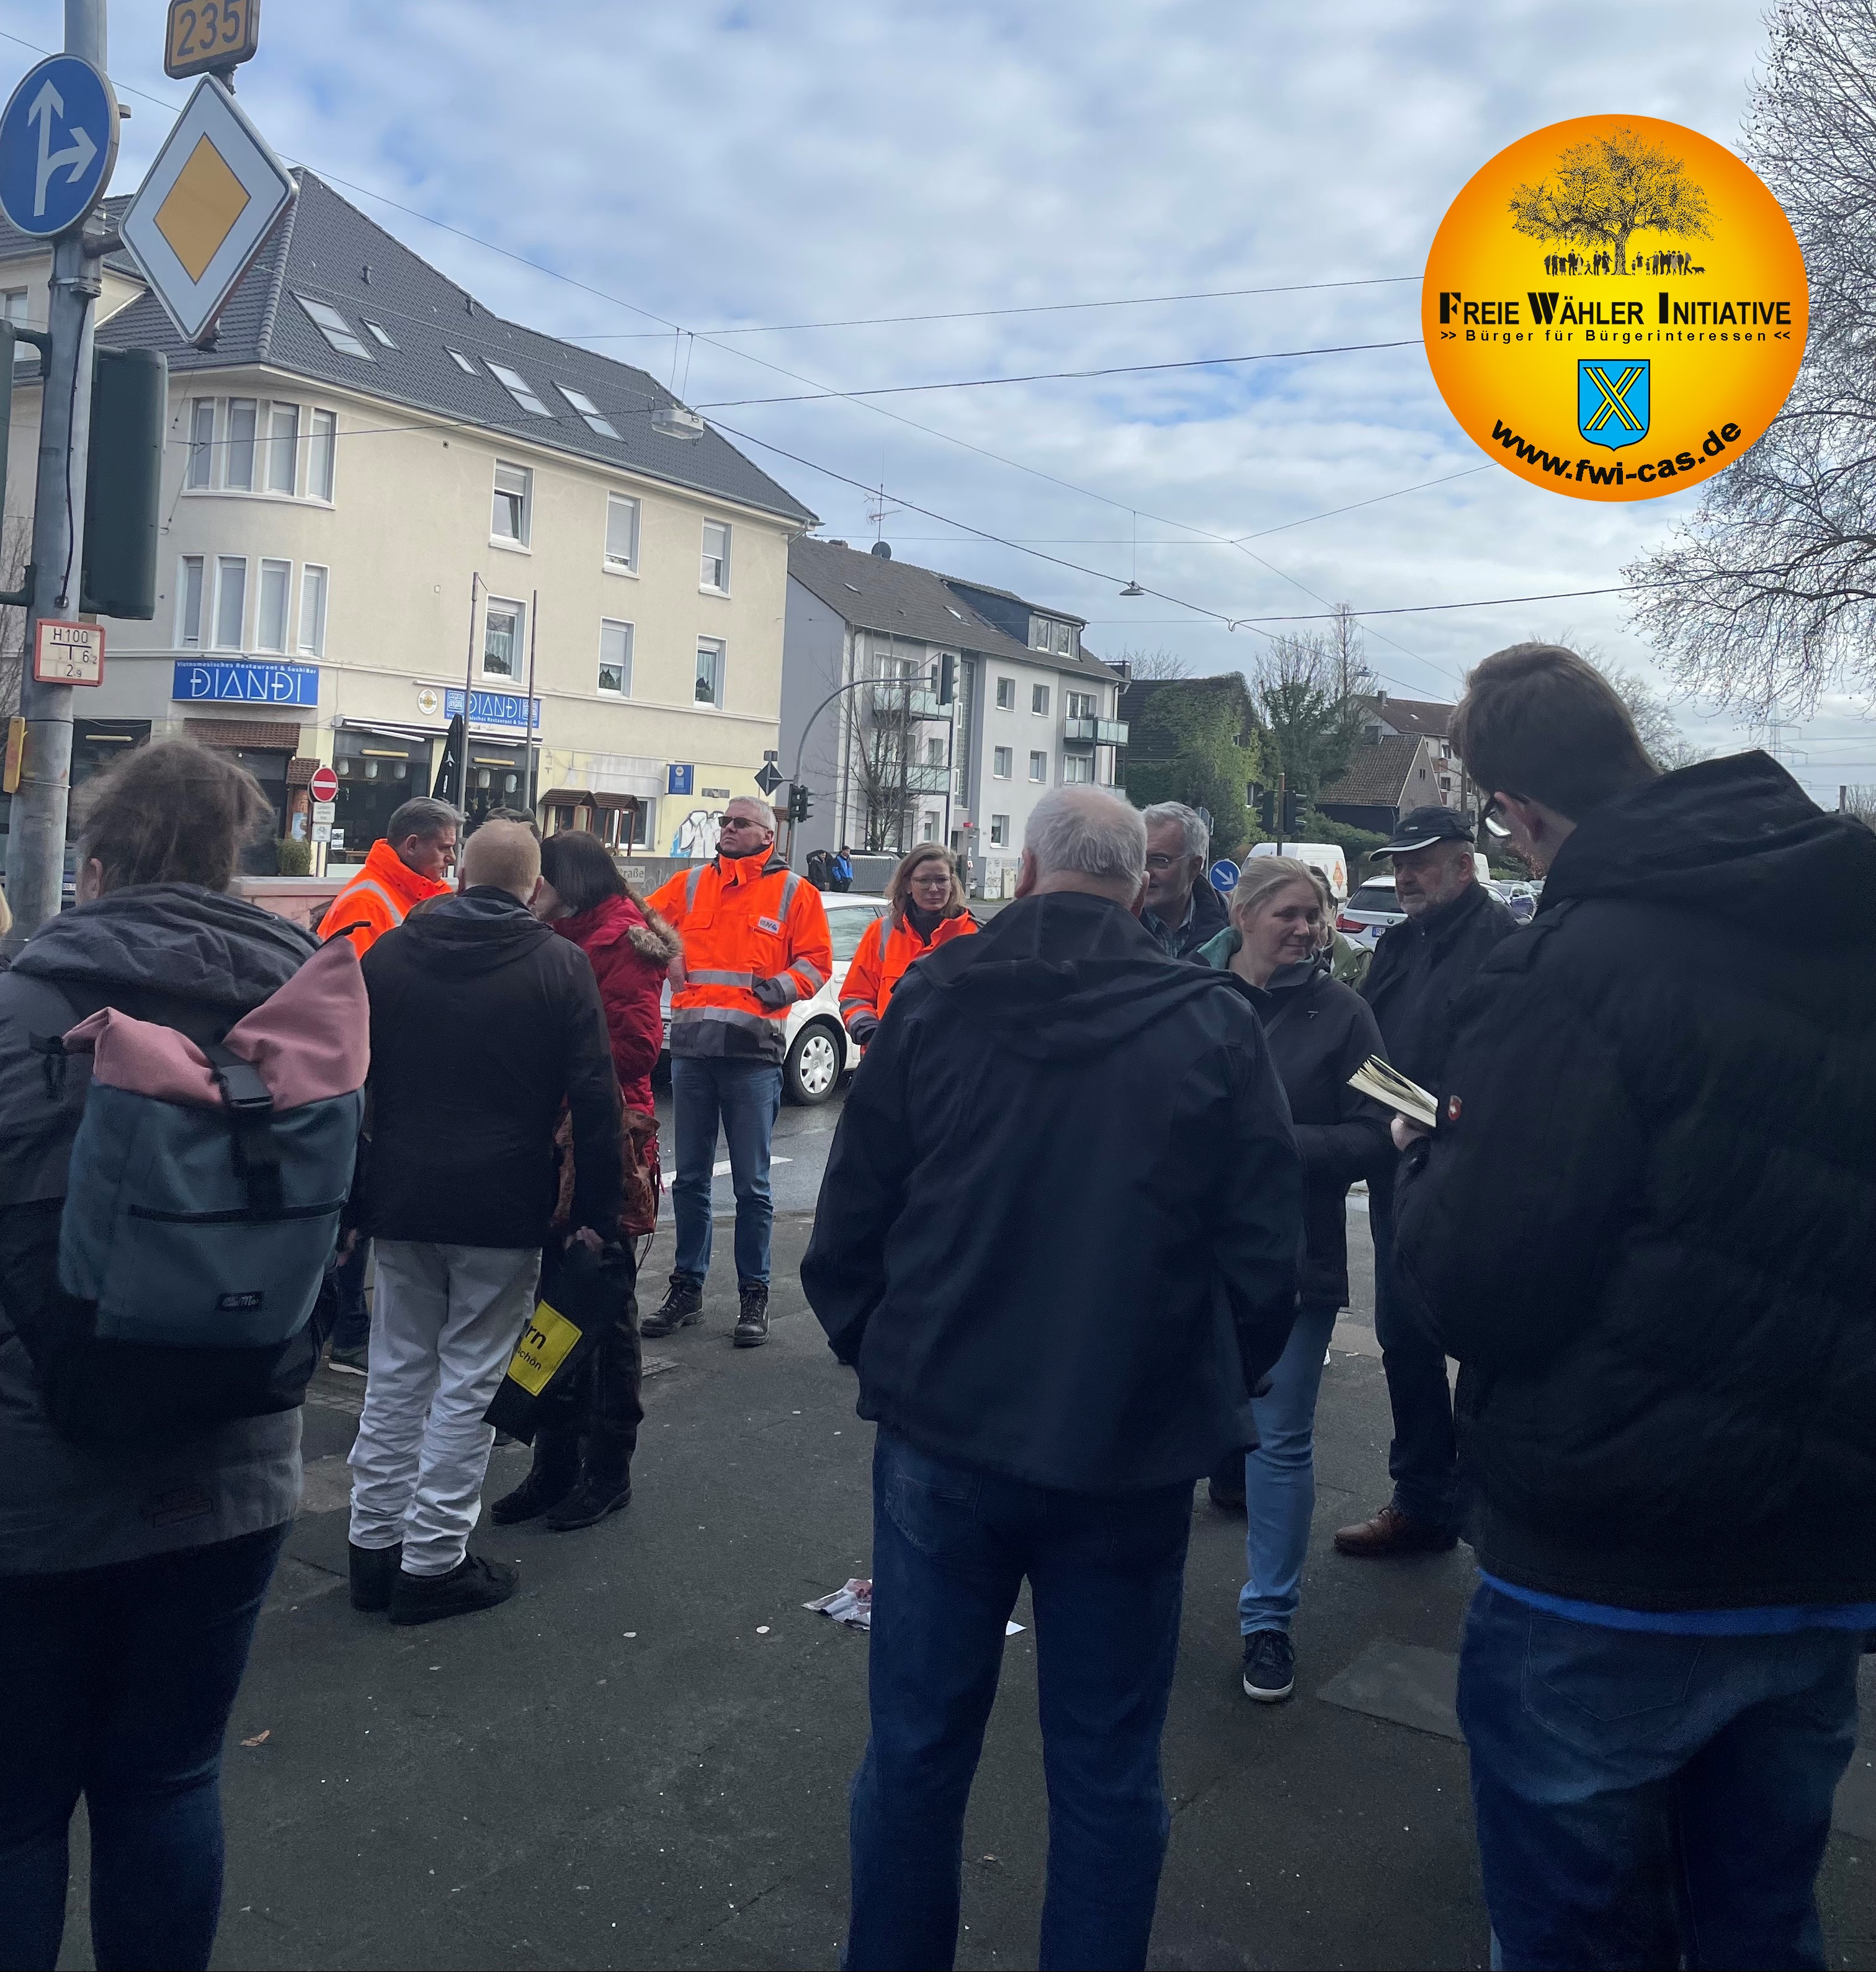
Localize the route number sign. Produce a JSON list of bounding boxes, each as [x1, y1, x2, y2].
[[33, 618, 104, 685], [166, 0, 261, 81]]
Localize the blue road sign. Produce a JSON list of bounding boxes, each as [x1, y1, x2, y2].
[[1209, 858, 1241, 893], [0, 56, 118, 239]]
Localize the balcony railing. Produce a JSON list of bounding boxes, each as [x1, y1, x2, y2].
[[865, 684, 945, 719], [1063, 716, 1129, 745]]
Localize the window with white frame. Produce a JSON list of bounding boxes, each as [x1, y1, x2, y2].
[[177, 555, 205, 647], [989, 814, 1010, 847], [700, 520, 731, 593], [1030, 617, 1050, 651], [1061, 753, 1093, 784], [487, 360, 551, 417], [598, 619, 633, 696], [363, 319, 396, 349], [295, 295, 374, 360], [926, 736, 945, 767], [298, 565, 328, 657], [1066, 689, 1097, 720], [993, 746, 1012, 779], [559, 384, 619, 438], [186, 399, 215, 489], [483, 597, 524, 680], [491, 462, 532, 545], [447, 347, 477, 373], [604, 492, 639, 572], [256, 560, 292, 652], [225, 399, 257, 491], [308, 409, 336, 501], [994, 676, 1016, 710], [1032, 682, 1050, 715], [213, 557, 247, 649], [695, 636, 726, 708], [1029, 750, 1047, 782], [1052, 621, 1073, 657], [265, 403, 298, 494], [922, 813, 938, 842]]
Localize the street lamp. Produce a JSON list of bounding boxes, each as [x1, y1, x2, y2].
[[653, 404, 705, 440]]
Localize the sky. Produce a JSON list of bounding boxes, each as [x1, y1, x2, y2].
[[8, 0, 1871, 803]]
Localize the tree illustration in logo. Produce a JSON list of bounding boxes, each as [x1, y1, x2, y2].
[[1508, 126, 1713, 275]]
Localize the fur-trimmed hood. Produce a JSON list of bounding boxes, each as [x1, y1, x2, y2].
[[627, 907, 683, 968]]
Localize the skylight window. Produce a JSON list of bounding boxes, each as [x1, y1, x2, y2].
[[558, 383, 619, 439], [486, 360, 551, 417], [446, 349, 477, 373], [295, 295, 373, 360], [363, 320, 396, 349]]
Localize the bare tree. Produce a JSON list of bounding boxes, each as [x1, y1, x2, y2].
[[1251, 611, 1375, 798], [1627, 0, 1876, 714], [1509, 125, 1713, 275], [847, 682, 919, 853], [1113, 646, 1191, 681], [1839, 784, 1876, 824], [0, 517, 30, 719]]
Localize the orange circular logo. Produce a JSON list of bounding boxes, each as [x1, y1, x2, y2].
[[1423, 115, 1807, 502]]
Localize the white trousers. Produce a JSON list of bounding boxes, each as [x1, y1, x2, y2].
[[347, 1241, 540, 1577]]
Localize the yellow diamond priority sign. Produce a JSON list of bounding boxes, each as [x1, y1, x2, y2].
[[120, 74, 292, 347]]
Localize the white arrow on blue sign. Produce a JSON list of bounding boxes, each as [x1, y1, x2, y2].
[[1208, 859, 1241, 893], [0, 56, 118, 239]]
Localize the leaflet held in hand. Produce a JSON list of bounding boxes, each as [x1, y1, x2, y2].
[[1347, 1055, 1439, 1131]]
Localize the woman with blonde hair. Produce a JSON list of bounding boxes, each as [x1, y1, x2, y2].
[[1197, 856, 1393, 1703], [839, 844, 978, 1046]]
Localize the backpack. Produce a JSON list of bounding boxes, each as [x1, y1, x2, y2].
[[13, 935, 368, 1447]]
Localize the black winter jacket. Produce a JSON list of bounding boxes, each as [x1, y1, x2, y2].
[[802, 891, 1302, 1495], [1395, 752, 1876, 1611], [359, 888, 622, 1248], [1142, 872, 1228, 960], [1361, 879, 1519, 1097], [1199, 940, 1393, 1310]]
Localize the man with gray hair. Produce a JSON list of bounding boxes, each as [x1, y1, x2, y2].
[[804, 785, 1302, 1971], [1140, 800, 1228, 959]]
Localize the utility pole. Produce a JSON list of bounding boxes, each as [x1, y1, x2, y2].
[[5, 0, 108, 948]]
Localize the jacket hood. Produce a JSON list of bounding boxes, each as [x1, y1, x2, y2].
[[10, 883, 317, 1010], [390, 886, 553, 977], [556, 891, 645, 952], [927, 891, 1260, 1060], [1542, 751, 1876, 946]]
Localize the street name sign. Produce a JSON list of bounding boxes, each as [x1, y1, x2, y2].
[[166, 0, 262, 81], [120, 74, 292, 347], [0, 55, 118, 238], [34, 618, 104, 685], [308, 763, 339, 802], [754, 761, 783, 796]]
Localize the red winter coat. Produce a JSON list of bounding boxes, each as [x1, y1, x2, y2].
[[552, 893, 681, 1113]]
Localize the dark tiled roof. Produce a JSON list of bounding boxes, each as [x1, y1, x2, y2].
[[20, 172, 815, 525], [939, 573, 1086, 625], [1318, 733, 1426, 807], [1356, 694, 1454, 740], [790, 538, 1119, 682]]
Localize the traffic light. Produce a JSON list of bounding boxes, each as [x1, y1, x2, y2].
[[1257, 788, 1275, 832], [937, 652, 955, 705], [81, 347, 168, 620], [1280, 788, 1303, 837], [788, 782, 813, 823]]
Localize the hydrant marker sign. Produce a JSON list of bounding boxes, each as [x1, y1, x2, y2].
[[1423, 115, 1807, 502]]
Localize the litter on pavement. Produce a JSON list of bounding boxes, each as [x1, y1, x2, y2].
[[806, 1579, 1023, 1635]]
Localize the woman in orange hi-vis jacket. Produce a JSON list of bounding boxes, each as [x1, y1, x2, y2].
[[840, 845, 979, 1048]]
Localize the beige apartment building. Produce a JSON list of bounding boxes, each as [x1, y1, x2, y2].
[[0, 172, 815, 869]]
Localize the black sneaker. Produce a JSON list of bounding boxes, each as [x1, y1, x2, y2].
[[1241, 1629, 1295, 1703], [349, 1541, 401, 1613], [388, 1553, 519, 1626], [545, 1475, 633, 1531], [641, 1278, 704, 1338], [490, 1464, 576, 1526], [328, 1342, 369, 1376], [733, 1284, 769, 1348]]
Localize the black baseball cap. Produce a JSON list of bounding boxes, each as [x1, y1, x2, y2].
[[1374, 805, 1476, 856]]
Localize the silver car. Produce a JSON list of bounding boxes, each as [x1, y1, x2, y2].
[[1336, 876, 1406, 953]]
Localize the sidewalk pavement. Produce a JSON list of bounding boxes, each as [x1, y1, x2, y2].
[[55, 1213, 1874, 1970]]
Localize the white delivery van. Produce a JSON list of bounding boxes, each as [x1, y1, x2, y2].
[[1248, 840, 1350, 904]]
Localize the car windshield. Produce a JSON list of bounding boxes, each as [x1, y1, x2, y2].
[[1347, 883, 1401, 914], [828, 906, 886, 963]]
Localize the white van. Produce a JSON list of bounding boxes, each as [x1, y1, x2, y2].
[[1247, 840, 1349, 904]]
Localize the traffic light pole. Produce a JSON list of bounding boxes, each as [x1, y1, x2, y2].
[[3, 0, 107, 952]]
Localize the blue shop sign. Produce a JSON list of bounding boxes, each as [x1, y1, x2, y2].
[[444, 687, 542, 729], [172, 660, 319, 707], [667, 763, 694, 795]]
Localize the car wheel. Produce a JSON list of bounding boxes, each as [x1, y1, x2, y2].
[[784, 1022, 844, 1106]]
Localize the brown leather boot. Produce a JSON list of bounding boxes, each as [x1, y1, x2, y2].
[[1333, 1502, 1458, 1558]]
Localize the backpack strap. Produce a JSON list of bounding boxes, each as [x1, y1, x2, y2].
[[201, 1042, 285, 1216], [6, 973, 87, 1101]]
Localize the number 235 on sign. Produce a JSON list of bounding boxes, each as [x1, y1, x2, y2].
[[166, 0, 261, 80], [34, 620, 104, 686]]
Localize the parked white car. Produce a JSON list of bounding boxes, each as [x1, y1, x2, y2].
[[661, 892, 888, 1105], [1336, 875, 1407, 953]]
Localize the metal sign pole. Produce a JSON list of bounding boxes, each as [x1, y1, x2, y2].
[[523, 586, 538, 820], [3, 0, 105, 950]]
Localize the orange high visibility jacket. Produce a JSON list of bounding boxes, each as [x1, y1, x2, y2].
[[841, 909, 980, 1032], [317, 839, 451, 955], [646, 850, 833, 1064]]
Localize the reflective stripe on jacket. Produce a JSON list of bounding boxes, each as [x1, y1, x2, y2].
[[317, 839, 450, 955], [646, 851, 834, 1063], [841, 910, 979, 1030]]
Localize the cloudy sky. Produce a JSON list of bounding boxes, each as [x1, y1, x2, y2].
[[12, 0, 1870, 800]]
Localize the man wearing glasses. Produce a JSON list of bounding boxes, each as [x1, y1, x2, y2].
[[1334, 804, 1516, 1559], [645, 796, 833, 1348], [1140, 802, 1228, 960]]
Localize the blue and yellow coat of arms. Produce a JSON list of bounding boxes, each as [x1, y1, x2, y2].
[[1578, 360, 1650, 451]]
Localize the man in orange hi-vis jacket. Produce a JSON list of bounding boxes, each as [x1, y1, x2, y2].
[[642, 795, 832, 1349], [317, 796, 461, 956]]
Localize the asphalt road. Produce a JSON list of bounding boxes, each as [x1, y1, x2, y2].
[[650, 1073, 848, 1223]]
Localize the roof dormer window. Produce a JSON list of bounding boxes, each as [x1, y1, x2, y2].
[[295, 295, 373, 360]]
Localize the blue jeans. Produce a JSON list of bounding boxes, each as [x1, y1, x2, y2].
[[849, 1429, 1191, 1972], [669, 1055, 784, 1289], [1457, 1581, 1861, 1971], [0, 1524, 288, 1971], [1370, 1174, 1458, 1532], [1239, 1301, 1338, 1635]]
